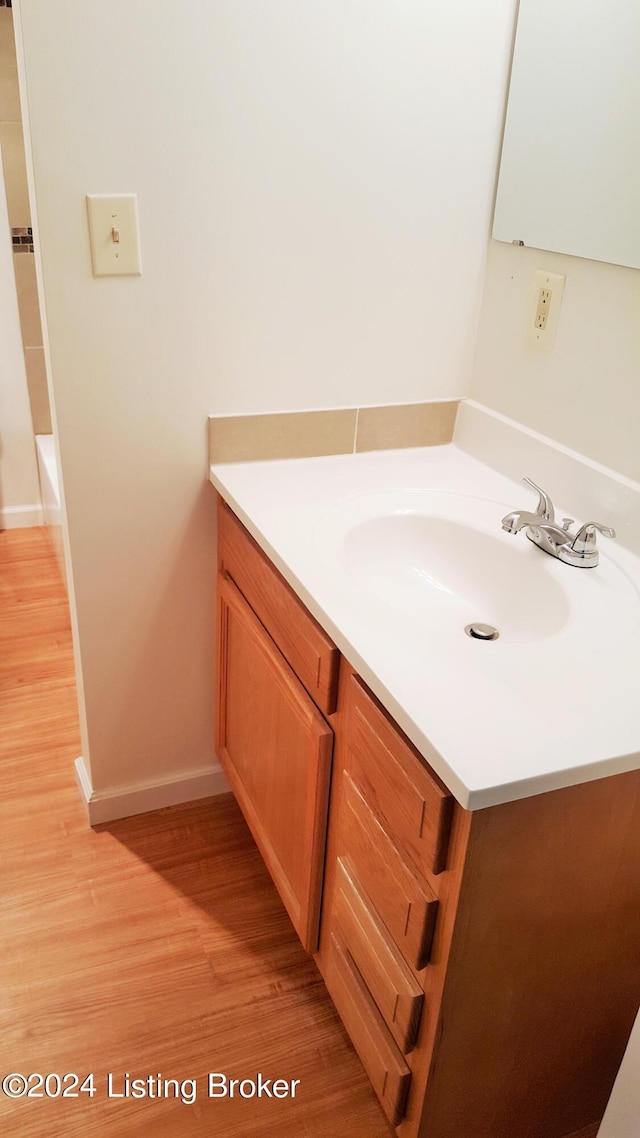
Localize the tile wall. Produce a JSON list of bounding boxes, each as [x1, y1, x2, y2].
[[208, 401, 460, 464], [0, 4, 50, 434]]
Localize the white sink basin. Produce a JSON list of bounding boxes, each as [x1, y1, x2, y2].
[[314, 489, 639, 648], [212, 437, 640, 808]]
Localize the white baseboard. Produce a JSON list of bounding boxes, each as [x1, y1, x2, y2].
[[74, 756, 230, 825], [0, 503, 44, 528]]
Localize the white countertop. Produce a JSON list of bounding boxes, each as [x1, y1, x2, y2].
[[210, 431, 640, 810]]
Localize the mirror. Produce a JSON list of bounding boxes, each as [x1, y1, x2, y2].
[[492, 0, 640, 270]]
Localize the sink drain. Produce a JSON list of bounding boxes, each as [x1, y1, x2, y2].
[[465, 623, 499, 641]]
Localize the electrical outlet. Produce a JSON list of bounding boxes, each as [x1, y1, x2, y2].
[[527, 270, 565, 353], [534, 288, 551, 330]]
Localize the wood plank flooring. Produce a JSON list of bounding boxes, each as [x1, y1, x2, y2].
[[0, 527, 392, 1137]]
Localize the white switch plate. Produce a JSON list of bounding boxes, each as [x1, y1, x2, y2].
[[527, 269, 565, 353], [86, 194, 142, 276]]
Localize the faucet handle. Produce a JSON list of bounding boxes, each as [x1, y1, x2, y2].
[[570, 521, 616, 554], [522, 477, 555, 522]]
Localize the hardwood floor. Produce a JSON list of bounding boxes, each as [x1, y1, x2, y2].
[[0, 527, 392, 1137]]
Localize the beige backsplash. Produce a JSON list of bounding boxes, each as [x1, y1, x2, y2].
[[209, 400, 460, 464]]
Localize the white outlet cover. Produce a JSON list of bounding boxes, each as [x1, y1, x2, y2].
[[86, 194, 142, 277], [526, 268, 565, 354]]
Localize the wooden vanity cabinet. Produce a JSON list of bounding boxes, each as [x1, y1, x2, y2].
[[318, 663, 640, 1138], [215, 499, 338, 952], [214, 497, 640, 1138]]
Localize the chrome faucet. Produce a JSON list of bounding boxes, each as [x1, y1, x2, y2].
[[501, 477, 615, 568]]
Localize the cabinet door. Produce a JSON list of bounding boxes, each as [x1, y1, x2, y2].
[[215, 573, 333, 953]]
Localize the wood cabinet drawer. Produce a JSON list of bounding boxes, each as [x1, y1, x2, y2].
[[215, 573, 333, 953], [324, 931, 411, 1127], [333, 857, 424, 1054], [346, 676, 453, 876], [341, 771, 438, 971], [217, 498, 339, 715]]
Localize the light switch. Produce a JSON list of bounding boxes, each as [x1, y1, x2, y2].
[[86, 194, 142, 276]]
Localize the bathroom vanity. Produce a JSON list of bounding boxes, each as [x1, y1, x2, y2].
[[210, 417, 640, 1138]]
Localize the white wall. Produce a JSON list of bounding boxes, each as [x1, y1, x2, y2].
[[14, 1, 639, 1121], [470, 240, 640, 481], [15, 0, 516, 795], [0, 147, 41, 528]]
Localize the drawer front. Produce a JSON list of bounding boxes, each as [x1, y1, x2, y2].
[[324, 932, 411, 1127], [333, 857, 424, 1054], [346, 676, 453, 876], [341, 772, 438, 972], [217, 498, 339, 715]]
